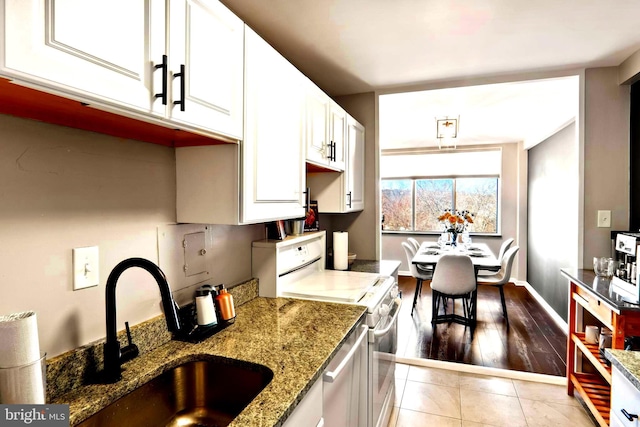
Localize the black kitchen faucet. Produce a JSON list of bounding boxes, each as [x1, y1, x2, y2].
[[102, 258, 182, 383]]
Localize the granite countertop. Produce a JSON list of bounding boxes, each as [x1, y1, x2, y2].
[[560, 268, 640, 312], [53, 297, 366, 426], [606, 349, 640, 391], [346, 259, 401, 277]]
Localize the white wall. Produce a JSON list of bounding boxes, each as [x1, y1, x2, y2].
[[0, 114, 262, 357], [583, 67, 631, 264], [527, 122, 579, 320]]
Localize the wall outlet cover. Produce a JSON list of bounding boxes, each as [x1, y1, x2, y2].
[[597, 210, 611, 228]]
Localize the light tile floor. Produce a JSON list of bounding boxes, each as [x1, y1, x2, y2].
[[388, 364, 597, 427]]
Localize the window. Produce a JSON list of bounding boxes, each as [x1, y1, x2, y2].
[[382, 177, 498, 233], [381, 149, 501, 234]]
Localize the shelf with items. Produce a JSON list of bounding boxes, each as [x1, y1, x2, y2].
[[571, 332, 612, 383], [563, 269, 640, 427]]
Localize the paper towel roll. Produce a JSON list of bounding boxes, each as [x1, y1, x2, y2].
[[0, 353, 46, 404], [0, 311, 41, 367], [0, 311, 45, 403], [333, 231, 349, 271]]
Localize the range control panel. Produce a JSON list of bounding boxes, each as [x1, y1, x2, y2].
[[278, 237, 324, 275]]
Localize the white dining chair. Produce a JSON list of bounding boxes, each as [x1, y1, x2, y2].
[[406, 237, 435, 277], [407, 237, 421, 252], [401, 242, 433, 315], [430, 254, 477, 336], [477, 246, 519, 326], [477, 238, 514, 278]]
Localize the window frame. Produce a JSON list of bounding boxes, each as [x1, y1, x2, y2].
[[382, 174, 501, 236]]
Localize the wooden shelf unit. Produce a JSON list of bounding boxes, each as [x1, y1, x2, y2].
[[565, 272, 640, 427], [570, 372, 611, 426]]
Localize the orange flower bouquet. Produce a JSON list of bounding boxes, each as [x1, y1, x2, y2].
[[438, 210, 474, 246]]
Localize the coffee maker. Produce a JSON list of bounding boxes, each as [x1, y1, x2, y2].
[[611, 231, 640, 303]]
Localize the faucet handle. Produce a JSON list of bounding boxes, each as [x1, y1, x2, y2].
[[125, 321, 134, 346], [120, 321, 139, 363]]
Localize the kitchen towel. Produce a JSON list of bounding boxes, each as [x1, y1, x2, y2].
[[333, 231, 349, 271], [0, 311, 45, 403]]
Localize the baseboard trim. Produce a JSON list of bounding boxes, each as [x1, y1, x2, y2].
[[395, 356, 567, 385], [517, 280, 569, 333]]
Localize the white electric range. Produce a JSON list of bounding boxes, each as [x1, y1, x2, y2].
[[252, 231, 399, 427]]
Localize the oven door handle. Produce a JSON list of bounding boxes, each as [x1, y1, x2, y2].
[[372, 298, 402, 340], [323, 324, 368, 383]]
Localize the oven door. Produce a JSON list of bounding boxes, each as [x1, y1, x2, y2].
[[369, 297, 401, 427]]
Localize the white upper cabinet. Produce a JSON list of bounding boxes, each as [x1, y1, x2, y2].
[[345, 116, 365, 212], [307, 114, 365, 213], [1, 0, 243, 141], [242, 26, 306, 223], [176, 26, 306, 225], [303, 78, 345, 172], [328, 101, 347, 171], [2, 0, 158, 110], [165, 0, 244, 139], [305, 83, 331, 167]]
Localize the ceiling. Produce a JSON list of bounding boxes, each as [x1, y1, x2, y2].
[[379, 76, 579, 149], [220, 0, 640, 148]]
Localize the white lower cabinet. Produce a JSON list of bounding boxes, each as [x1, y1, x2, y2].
[[322, 324, 368, 427], [611, 367, 640, 427], [282, 378, 323, 427], [283, 323, 367, 427]]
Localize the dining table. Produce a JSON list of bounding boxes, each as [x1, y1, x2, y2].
[[410, 241, 501, 332], [411, 241, 501, 272]]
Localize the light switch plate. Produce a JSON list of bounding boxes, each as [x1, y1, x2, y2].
[[597, 210, 611, 228], [73, 246, 99, 290]]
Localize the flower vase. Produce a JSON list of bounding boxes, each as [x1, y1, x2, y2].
[[450, 232, 458, 248]]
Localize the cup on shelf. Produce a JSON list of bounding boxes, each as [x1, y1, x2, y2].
[[585, 325, 600, 344], [599, 330, 613, 350]]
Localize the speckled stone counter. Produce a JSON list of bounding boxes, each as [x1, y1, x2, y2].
[[349, 259, 401, 277], [606, 349, 640, 391], [52, 297, 366, 426]]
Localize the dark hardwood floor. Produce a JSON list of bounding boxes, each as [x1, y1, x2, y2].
[[396, 275, 567, 376]]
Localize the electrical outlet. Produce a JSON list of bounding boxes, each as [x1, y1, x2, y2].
[[597, 210, 611, 228], [73, 246, 99, 290]]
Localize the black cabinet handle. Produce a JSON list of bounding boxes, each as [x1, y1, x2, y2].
[[622, 408, 639, 421], [154, 55, 168, 105], [347, 191, 352, 208], [303, 187, 310, 210], [329, 141, 335, 162], [173, 64, 185, 112]]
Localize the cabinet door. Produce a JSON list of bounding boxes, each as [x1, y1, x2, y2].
[[243, 26, 305, 223], [329, 102, 347, 171], [282, 378, 323, 427], [167, 0, 244, 139], [305, 83, 330, 167], [2, 0, 159, 112], [611, 368, 640, 427], [346, 116, 365, 212]]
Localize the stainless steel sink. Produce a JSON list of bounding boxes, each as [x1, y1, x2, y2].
[[78, 357, 273, 427]]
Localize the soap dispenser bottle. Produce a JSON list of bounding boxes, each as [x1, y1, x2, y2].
[[214, 284, 236, 322]]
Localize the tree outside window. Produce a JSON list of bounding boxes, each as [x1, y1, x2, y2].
[[382, 177, 498, 233]]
